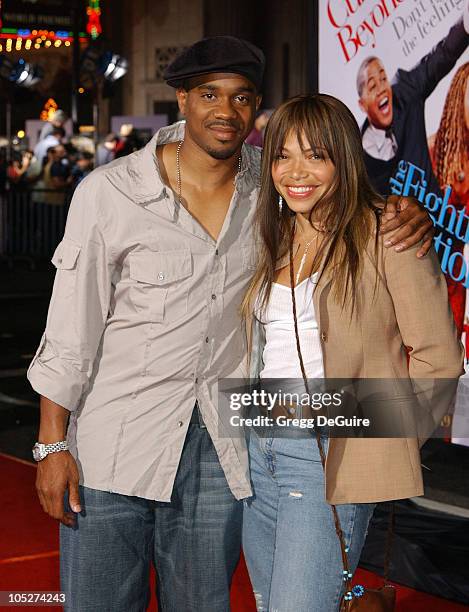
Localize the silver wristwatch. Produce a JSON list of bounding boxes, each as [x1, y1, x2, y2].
[[32, 440, 69, 462]]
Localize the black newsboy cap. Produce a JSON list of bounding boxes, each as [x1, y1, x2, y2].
[[164, 36, 265, 91]]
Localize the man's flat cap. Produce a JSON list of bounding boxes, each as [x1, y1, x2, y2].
[[164, 36, 265, 91]]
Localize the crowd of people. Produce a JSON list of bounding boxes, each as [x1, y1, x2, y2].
[[0, 112, 145, 201]]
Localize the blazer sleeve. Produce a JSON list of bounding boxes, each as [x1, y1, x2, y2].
[[384, 243, 464, 378], [27, 173, 116, 411], [384, 242, 465, 441], [393, 19, 469, 103]]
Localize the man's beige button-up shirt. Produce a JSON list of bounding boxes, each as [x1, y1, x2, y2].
[[28, 122, 260, 501]]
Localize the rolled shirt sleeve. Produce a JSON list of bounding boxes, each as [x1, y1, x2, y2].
[[27, 174, 115, 411]]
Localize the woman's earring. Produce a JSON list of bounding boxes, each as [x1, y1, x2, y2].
[[278, 195, 283, 216]]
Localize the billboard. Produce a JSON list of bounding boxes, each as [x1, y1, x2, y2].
[[319, 0, 469, 441]]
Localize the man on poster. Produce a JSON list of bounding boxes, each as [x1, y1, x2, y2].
[[357, 6, 469, 195], [28, 36, 434, 612]]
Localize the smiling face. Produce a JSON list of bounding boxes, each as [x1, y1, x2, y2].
[[358, 59, 393, 129], [176, 73, 261, 160], [271, 130, 336, 218]]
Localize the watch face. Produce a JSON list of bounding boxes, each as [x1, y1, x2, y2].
[[32, 443, 46, 461]]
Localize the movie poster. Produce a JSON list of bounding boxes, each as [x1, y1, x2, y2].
[[318, 0, 469, 442]]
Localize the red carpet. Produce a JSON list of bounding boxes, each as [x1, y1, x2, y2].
[[1, 452, 467, 611]]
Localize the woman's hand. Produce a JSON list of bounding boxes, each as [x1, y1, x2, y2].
[[379, 195, 434, 258]]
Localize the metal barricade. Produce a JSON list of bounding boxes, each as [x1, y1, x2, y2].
[[0, 188, 71, 266]]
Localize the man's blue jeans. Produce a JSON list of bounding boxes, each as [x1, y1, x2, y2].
[[60, 421, 243, 612], [242, 427, 376, 612]]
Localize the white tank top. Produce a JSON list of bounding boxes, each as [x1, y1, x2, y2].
[[257, 274, 324, 379]]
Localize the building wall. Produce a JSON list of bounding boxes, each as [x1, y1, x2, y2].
[[120, 0, 312, 118], [121, 0, 203, 117], [203, 0, 313, 107]]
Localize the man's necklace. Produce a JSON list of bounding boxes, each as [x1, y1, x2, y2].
[[175, 139, 242, 205]]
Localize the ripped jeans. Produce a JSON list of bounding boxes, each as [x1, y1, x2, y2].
[[242, 426, 375, 612]]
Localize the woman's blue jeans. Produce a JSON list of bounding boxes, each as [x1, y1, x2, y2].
[[242, 426, 376, 612]]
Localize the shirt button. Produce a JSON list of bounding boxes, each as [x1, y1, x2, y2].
[[177, 420, 184, 427], [157, 272, 165, 281], [57, 258, 63, 264], [211, 294, 217, 300], [215, 249, 219, 255], [205, 337, 209, 343], [320, 331, 327, 342], [195, 377, 199, 384]]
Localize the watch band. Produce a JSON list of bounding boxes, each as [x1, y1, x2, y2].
[[43, 441, 68, 454], [32, 440, 69, 461]]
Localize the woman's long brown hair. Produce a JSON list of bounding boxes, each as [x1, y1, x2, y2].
[[241, 94, 382, 325]]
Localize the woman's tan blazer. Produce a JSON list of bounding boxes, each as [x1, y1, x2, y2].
[[248, 237, 464, 504]]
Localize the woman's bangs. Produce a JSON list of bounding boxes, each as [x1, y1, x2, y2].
[[295, 104, 335, 162]]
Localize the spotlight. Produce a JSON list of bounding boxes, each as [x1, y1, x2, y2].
[[98, 51, 128, 82], [10, 58, 43, 88], [80, 45, 128, 88]]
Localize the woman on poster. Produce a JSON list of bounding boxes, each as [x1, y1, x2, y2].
[[429, 62, 469, 359]]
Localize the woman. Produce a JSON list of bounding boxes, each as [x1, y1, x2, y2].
[[429, 62, 469, 354], [241, 94, 464, 611]]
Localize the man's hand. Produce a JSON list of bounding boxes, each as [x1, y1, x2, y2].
[[379, 195, 434, 257], [36, 451, 81, 527]]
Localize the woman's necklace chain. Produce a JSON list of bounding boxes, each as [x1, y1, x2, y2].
[[175, 140, 242, 205], [295, 237, 315, 286]]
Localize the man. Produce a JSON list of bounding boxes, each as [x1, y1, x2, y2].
[[33, 126, 66, 168], [95, 132, 118, 166], [357, 8, 469, 195], [70, 151, 94, 188], [38, 108, 68, 142], [28, 36, 433, 612]]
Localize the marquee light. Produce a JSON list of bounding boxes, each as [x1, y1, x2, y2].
[[86, 0, 102, 40], [0, 28, 87, 52]]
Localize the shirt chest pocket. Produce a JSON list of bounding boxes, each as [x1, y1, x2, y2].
[[129, 248, 192, 323]]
